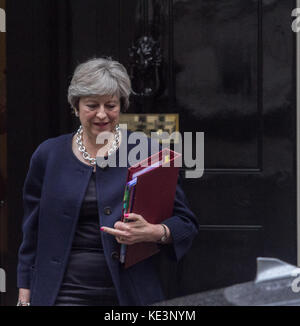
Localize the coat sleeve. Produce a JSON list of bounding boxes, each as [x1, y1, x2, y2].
[[17, 145, 45, 289], [162, 169, 199, 262]]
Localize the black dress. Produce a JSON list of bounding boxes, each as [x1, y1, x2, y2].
[[54, 171, 119, 306]]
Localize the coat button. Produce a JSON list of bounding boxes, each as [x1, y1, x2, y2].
[[111, 251, 119, 260], [104, 207, 112, 215]]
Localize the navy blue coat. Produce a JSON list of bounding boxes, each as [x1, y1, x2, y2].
[[17, 130, 199, 306]]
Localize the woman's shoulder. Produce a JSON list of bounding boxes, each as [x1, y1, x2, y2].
[[40, 132, 73, 147], [32, 132, 73, 161]]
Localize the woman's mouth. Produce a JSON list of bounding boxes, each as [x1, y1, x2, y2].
[[93, 122, 110, 128]]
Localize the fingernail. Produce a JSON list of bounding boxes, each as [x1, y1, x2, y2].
[[124, 213, 129, 217], [100, 227, 105, 231]]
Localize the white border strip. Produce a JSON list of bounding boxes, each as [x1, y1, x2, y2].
[[297, 0, 300, 267]]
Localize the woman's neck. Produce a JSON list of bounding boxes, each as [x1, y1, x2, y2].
[[82, 129, 122, 158], [83, 132, 106, 157]]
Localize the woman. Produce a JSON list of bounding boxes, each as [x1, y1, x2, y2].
[[17, 57, 198, 306]]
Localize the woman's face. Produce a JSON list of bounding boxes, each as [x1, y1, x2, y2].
[[78, 94, 121, 139]]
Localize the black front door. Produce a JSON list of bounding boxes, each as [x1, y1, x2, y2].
[[169, 0, 297, 295]]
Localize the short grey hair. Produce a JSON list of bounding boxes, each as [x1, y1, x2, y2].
[[68, 57, 132, 113]]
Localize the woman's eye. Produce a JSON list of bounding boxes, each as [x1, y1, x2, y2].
[[106, 105, 116, 110], [87, 104, 97, 109]]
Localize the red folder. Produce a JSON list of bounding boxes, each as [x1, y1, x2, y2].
[[121, 148, 182, 268]]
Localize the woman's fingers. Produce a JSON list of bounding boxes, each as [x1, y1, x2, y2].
[[101, 226, 134, 244], [116, 236, 133, 245], [101, 226, 128, 238], [124, 213, 142, 222], [114, 221, 130, 231], [124, 214, 148, 228], [101, 213, 150, 244]]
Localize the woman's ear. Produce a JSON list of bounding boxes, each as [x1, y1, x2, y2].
[[74, 98, 80, 116]]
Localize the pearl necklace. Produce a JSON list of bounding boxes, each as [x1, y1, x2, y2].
[[75, 124, 121, 166]]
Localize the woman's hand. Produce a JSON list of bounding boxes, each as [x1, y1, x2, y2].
[[17, 288, 31, 306], [101, 213, 171, 245]]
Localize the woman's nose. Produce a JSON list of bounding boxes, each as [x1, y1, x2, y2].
[[96, 106, 107, 119]]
